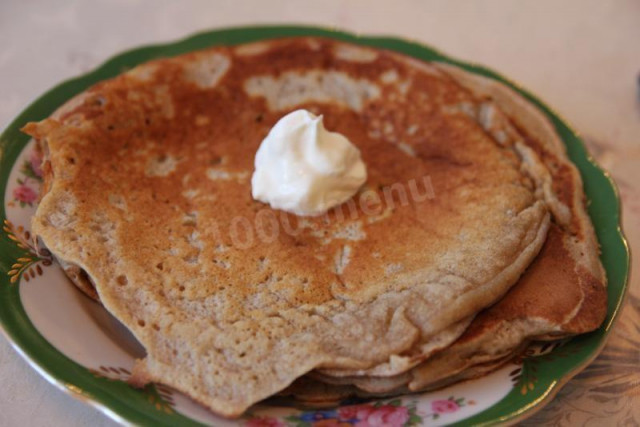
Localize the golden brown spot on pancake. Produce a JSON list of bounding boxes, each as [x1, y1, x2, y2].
[[195, 115, 210, 126]]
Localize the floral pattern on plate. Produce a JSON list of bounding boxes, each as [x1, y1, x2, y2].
[[8, 147, 42, 208], [247, 399, 422, 427]]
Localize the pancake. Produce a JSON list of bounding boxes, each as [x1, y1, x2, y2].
[[284, 63, 607, 398], [279, 353, 518, 407], [24, 38, 552, 417]]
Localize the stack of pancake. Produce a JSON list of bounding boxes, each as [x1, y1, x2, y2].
[[24, 37, 606, 418]]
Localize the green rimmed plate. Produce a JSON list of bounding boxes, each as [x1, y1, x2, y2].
[[0, 26, 629, 426]]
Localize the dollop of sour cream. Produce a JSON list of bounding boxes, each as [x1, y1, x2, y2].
[[251, 109, 367, 216]]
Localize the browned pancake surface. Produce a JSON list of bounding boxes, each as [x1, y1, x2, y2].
[[295, 63, 607, 397], [24, 38, 551, 417]]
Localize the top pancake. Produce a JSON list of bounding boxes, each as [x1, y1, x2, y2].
[[24, 38, 549, 417]]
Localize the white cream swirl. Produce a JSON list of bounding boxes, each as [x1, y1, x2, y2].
[[251, 109, 367, 216]]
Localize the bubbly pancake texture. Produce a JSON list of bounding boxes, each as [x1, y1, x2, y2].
[[282, 63, 607, 402], [24, 38, 551, 417]]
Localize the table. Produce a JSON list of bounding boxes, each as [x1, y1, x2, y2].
[[1, 1, 638, 425]]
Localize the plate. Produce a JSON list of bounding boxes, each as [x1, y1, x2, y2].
[[0, 26, 629, 426]]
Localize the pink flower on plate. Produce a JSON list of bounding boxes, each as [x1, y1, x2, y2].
[[13, 184, 38, 204], [338, 405, 373, 421], [431, 399, 460, 414], [340, 404, 409, 427], [29, 150, 43, 178]]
